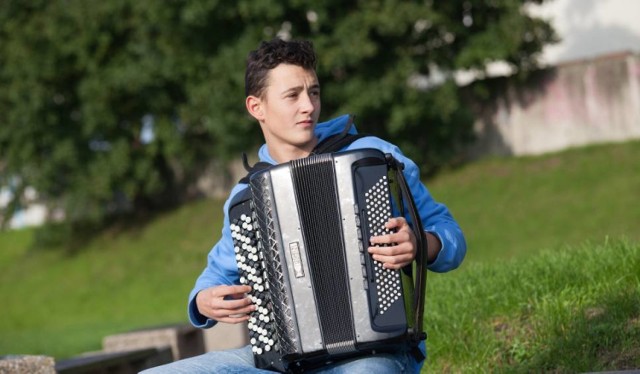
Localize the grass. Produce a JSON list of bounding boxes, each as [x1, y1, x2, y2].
[[0, 199, 225, 358], [431, 140, 640, 262], [0, 140, 639, 370], [423, 239, 640, 372]]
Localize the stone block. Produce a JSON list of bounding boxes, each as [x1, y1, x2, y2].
[[55, 347, 172, 373], [0, 355, 55, 374], [203, 321, 249, 352], [103, 324, 204, 361]]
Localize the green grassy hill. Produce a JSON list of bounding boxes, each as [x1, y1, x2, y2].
[[425, 239, 639, 372], [0, 200, 224, 358], [432, 140, 640, 262], [1, 140, 639, 371]]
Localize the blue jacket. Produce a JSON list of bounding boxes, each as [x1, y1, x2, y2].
[[188, 114, 467, 368]]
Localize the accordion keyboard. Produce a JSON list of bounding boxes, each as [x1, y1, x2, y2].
[[230, 213, 277, 356], [364, 175, 402, 316]]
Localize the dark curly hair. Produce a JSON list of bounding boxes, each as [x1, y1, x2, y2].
[[245, 38, 317, 98]]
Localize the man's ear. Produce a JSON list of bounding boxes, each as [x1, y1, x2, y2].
[[246, 95, 264, 121]]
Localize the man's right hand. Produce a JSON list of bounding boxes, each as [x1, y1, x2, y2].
[[195, 285, 255, 324]]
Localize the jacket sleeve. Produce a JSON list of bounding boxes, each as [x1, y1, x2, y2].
[[401, 152, 466, 272], [187, 184, 246, 328], [348, 137, 467, 272]]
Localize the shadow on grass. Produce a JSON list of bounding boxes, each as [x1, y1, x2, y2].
[[504, 288, 640, 373]]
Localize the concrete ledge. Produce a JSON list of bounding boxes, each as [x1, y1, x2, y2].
[[103, 324, 204, 361], [203, 321, 249, 352], [55, 347, 172, 374], [0, 355, 55, 374]]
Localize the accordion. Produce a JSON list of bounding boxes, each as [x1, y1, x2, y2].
[[229, 148, 427, 372]]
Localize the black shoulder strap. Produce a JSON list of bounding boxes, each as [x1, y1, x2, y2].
[[387, 155, 428, 357], [310, 115, 369, 155], [239, 115, 369, 184], [238, 153, 272, 185]]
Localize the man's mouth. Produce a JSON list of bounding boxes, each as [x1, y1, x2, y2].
[[296, 120, 314, 126]]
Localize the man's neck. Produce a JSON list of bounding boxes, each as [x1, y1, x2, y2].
[[267, 138, 318, 164]]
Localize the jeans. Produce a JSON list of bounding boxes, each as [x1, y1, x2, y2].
[[141, 344, 415, 373]]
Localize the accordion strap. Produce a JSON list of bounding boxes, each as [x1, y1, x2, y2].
[[239, 114, 369, 184], [311, 115, 370, 155], [386, 155, 428, 349]]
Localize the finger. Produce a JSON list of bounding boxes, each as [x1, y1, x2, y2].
[[369, 234, 392, 245], [214, 296, 255, 311], [227, 292, 250, 300], [369, 236, 416, 268], [208, 300, 255, 319], [213, 285, 252, 297], [200, 288, 254, 313], [370, 230, 411, 246], [384, 217, 407, 230], [389, 230, 412, 244], [370, 252, 414, 270], [368, 243, 410, 256], [211, 304, 256, 319], [369, 217, 407, 244], [215, 314, 251, 324]]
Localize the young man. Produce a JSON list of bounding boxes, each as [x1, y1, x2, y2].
[[145, 38, 466, 373]]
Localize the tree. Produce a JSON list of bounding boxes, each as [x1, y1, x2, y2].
[[0, 0, 556, 236]]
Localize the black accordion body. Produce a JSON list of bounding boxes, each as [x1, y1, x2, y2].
[[228, 148, 425, 372]]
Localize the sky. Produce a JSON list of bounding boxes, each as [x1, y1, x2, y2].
[[528, 0, 640, 64]]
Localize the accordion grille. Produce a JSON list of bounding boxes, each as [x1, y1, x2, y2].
[[291, 155, 356, 351], [250, 176, 298, 355]]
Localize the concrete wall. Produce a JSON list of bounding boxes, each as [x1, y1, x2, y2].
[[465, 51, 640, 158]]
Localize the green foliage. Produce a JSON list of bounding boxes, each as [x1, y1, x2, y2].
[[0, 1, 557, 233], [310, 0, 557, 174]]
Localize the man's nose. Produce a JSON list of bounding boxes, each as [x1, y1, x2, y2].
[[299, 91, 315, 113]]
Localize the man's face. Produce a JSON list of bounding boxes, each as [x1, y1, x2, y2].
[[249, 63, 321, 159]]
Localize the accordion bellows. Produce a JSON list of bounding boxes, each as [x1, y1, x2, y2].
[[229, 149, 414, 372]]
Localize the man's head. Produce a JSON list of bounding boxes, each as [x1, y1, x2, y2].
[[245, 38, 317, 98], [245, 39, 321, 163]]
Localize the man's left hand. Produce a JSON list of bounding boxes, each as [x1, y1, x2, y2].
[[368, 217, 417, 270]]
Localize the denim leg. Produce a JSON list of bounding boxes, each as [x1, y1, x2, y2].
[[141, 346, 416, 374], [311, 350, 413, 374], [140, 345, 275, 374]]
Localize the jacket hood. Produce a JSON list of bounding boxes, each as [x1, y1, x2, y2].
[[257, 114, 358, 163]]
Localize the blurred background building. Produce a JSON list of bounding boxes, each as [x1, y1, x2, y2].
[[466, 0, 640, 159]]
